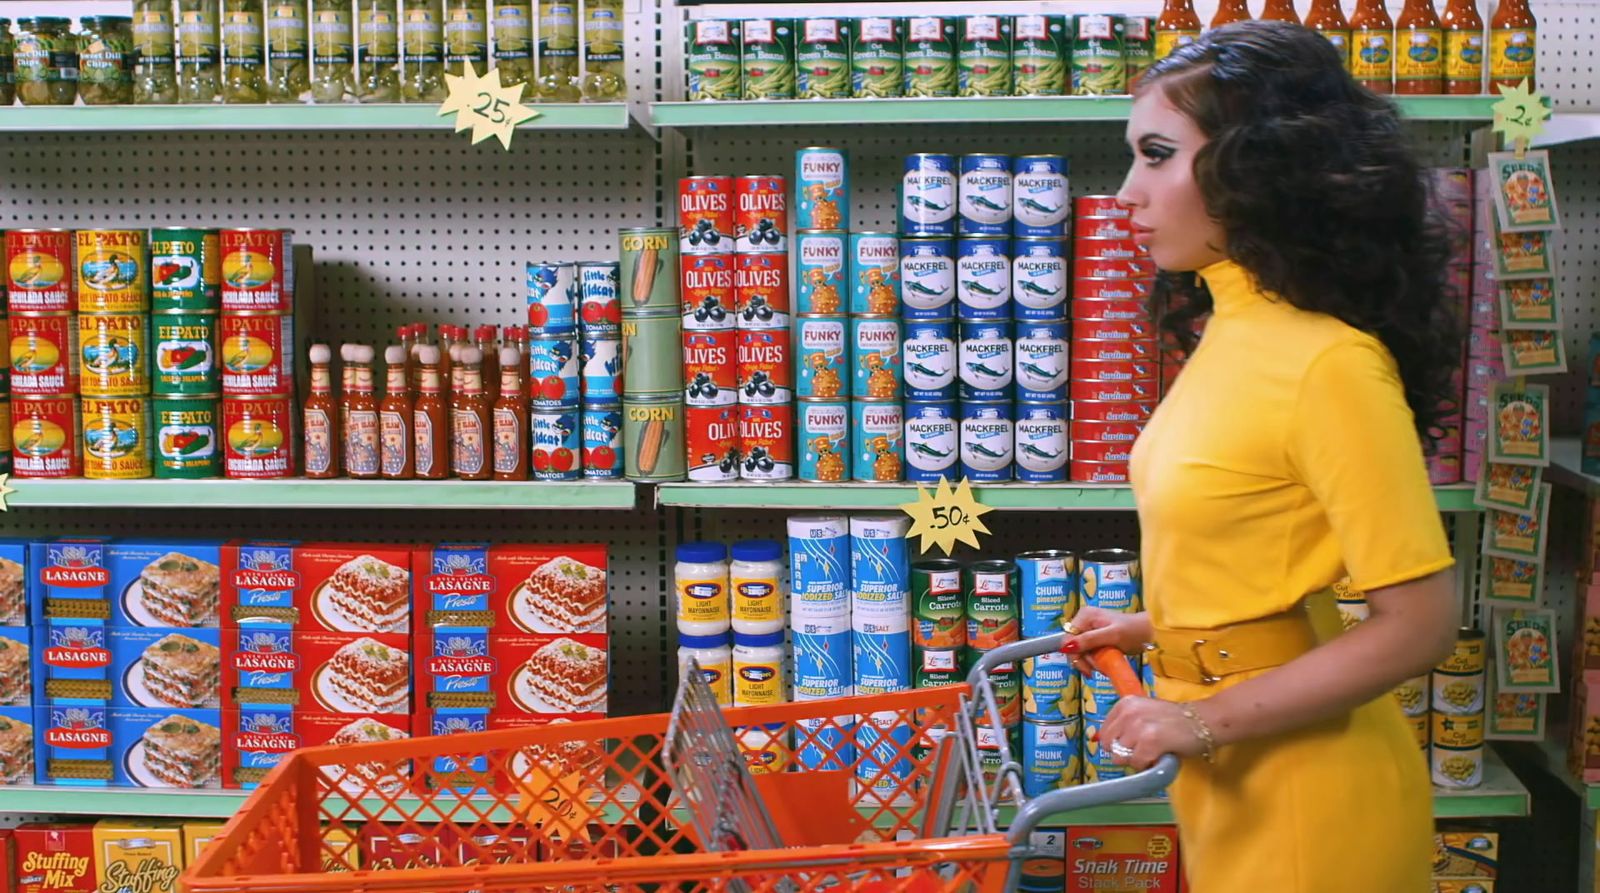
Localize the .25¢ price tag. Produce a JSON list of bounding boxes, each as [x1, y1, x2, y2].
[[901, 477, 996, 556], [438, 63, 540, 150]]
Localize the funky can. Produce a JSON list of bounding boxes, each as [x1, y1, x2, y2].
[[149, 227, 221, 313], [737, 328, 792, 404], [735, 175, 788, 254], [958, 321, 1013, 402], [915, 646, 962, 687], [795, 231, 847, 315], [78, 314, 150, 399], [960, 401, 1014, 482], [686, 403, 740, 482], [795, 317, 848, 400], [958, 154, 1014, 236], [902, 319, 956, 402], [526, 261, 578, 332], [152, 313, 219, 396], [624, 395, 686, 481], [12, 395, 81, 478], [1015, 321, 1069, 401], [531, 407, 582, 481], [680, 253, 736, 330], [912, 559, 965, 649], [579, 336, 622, 402], [1077, 256, 1157, 280], [904, 401, 958, 483], [1073, 277, 1152, 301], [575, 261, 622, 333], [899, 238, 956, 319], [956, 237, 1012, 321], [1080, 549, 1141, 613], [903, 16, 957, 97], [1013, 239, 1068, 319], [219, 229, 294, 314], [6, 229, 74, 313], [794, 147, 849, 232], [966, 560, 1020, 651], [1012, 155, 1070, 238], [850, 16, 903, 98], [1018, 550, 1077, 637], [1023, 651, 1076, 722], [153, 396, 221, 479], [82, 396, 152, 479], [1015, 403, 1068, 482], [618, 227, 680, 315], [848, 317, 901, 402], [958, 14, 1013, 97], [679, 175, 736, 255], [852, 399, 904, 483], [1070, 13, 1126, 96], [797, 399, 849, 483], [1013, 14, 1067, 97], [796, 18, 850, 99], [901, 153, 957, 237], [10, 313, 79, 395], [528, 329, 580, 408], [220, 313, 294, 397], [739, 401, 794, 481], [76, 229, 148, 314], [1023, 719, 1078, 796], [684, 329, 738, 407], [222, 395, 294, 479], [849, 233, 901, 316], [734, 252, 789, 329]]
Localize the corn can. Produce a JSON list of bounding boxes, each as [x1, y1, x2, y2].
[[912, 559, 965, 649], [153, 395, 221, 478], [82, 396, 153, 479], [152, 312, 220, 396], [78, 314, 150, 398], [6, 229, 75, 313], [852, 399, 904, 482], [796, 399, 848, 483], [624, 394, 685, 481], [686, 403, 740, 482], [220, 228, 294, 313], [1406, 713, 1429, 749], [220, 312, 294, 396], [1432, 710, 1484, 749], [149, 227, 221, 312], [739, 401, 794, 481], [620, 312, 681, 397], [1431, 744, 1483, 790], [10, 313, 78, 396], [76, 229, 148, 314], [619, 227, 681, 315], [1439, 627, 1488, 674], [223, 395, 295, 479], [13, 395, 80, 478]]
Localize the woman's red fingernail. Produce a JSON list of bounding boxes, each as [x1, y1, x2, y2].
[[1063, 640, 1080, 653]]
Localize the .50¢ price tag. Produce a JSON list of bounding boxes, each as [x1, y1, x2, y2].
[[438, 63, 540, 150], [901, 477, 995, 556]]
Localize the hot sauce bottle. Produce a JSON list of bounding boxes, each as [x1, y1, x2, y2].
[[1442, 0, 1485, 94], [452, 345, 491, 481], [1210, 0, 1252, 29], [1350, 0, 1395, 93], [1395, 0, 1445, 94], [505, 325, 530, 396], [1155, 0, 1203, 62], [438, 326, 458, 400], [380, 344, 413, 480], [475, 324, 500, 388], [1490, 0, 1536, 90], [342, 343, 380, 479], [398, 323, 417, 386], [1306, 0, 1352, 71], [414, 344, 449, 480], [303, 343, 338, 479], [1259, 0, 1300, 25], [493, 345, 528, 481]]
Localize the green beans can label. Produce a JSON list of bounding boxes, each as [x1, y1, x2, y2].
[[1071, 14, 1125, 96], [312, 8, 353, 66], [686, 19, 740, 100], [153, 396, 220, 478], [958, 15, 1011, 97], [740, 18, 793, 100], [849, 17, 902, 98], [135, 10, 176, 66], [1013, 14, 1065, 96], [904, 16, 956, 97], [796, 18, 848, 99], [153, 314, 220, 396]]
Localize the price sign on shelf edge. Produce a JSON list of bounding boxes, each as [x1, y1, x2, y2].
[[1491, 79, 1551, 148], [0, 475, 17, 512], [901, 477, 996, 556], [438, 63, 541, 151]]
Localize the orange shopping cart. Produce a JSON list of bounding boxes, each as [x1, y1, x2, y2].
[[183, 632, 1178, 893]]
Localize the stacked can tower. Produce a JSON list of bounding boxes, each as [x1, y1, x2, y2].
[[1429, 168, 1473, 486], [788, 515, 856, 772], [4, 228, 72, 479], [149, 229, 223, 480], [1430, 628, 1487, 790], [1070, 198, 1156, 483], [1464, 168, 1503, 484], [524, 259, 626, 481], [618, 226, 686, 481], [1078, 548, 1145, 785], [733, 174, 794, 481], [220, 228, 296, 480], [849, 514, 912, 801]]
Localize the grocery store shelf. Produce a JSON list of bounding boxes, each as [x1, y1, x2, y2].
[[4, 478, 637, 510], [1532, 112, 1600, 148], [649, 95, 1498, 128], [1547, 437, 1597, 497], [0, 103, 637, 132]]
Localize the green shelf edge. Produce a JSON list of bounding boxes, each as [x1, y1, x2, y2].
[[0, 103, 634, 131], [4, 479, 637, 510]]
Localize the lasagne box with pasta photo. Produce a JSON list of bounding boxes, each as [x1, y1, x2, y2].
[[410, 710, 601, 793], [27, 541, 222, 630], [222, 629, 411, 714], [33, 705, 222, 789], [0, 539, 29, 627], [1063, 826, 1181, 893], [0, 626, 31, 707], [28, 539, 115, 627], [414, 630, 608, 717], [221, 542, 412, 634], [13, 823, 96, 893], [0, 706, 35, 785], [412, 544, 607, 634], [32, 626, 221, 710], [224, 708, 411, 791]]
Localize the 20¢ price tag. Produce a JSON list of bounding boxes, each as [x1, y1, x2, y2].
[[901, 477, 996, 556], [438, 63, 540, 150]]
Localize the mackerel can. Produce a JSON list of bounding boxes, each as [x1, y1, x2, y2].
[[1071, 14, 1126, 96], [796, 399, 849, 483], [740, 18, 793, 100], [686, 403, 739, 482], [10, 313, 79, 396], [526, 261, 578, 331], [528, 329, 580, 407], [684, 329, 737, 407], [1080, 548, 1141, 614], [79, 313, 150, 398], [736, 328, 793, 404], [958, 15, 1012, 97], [912, 559, 965, 649], [576, 261, 622, 334], [795, 231, 847, 315], [915, 646, 962, 687], [685, 19, 741, 101], [795, 147, 849, 232], [76, 229, 149, 315], [850, 17, 902, 98], [1123, 16, 1155, 87], [958, 320, 1013, 402], [735, 176, 788, 254], [1012, 156, 1071, 238], [1013, 239, 1068, 319], [900, 154, 957, 237], [1023, 720, 1078, 795], [960, 401, 1015, 482], [152, 313, 219, 396], [6, 229, 74, 313], [531, 407, 582, 481], [959, 154, 1014, 236], [619, 312, 681, 397], [82, 396, 153, 479], [848, 233, 901, 316], [13, 395, 80, 479], [899, 238, 956, 319], [903, 319, 956, 402], [1015, 321, 1069, 401], [149, 227, 221, 312], [1013, 14, 1067, 96], [618, 227, 680, 315], [956, 237, 1012, 321], [795, 316, 848, 400], [796, 18, 849, 99], [739, 402, 793, 481], [1015, 403, 1068, 482], [966, 560, 1020, 651], [903, 16, 957, 97], [680, 253, 735, 331], [579, 336, 622, 402], [904, 401, 958, 483], [852, 399, 904, 483], [153, 396, 221, 478], [1023, 650, 1077, 722], [219, 229, 293, 314], [1018, 550, 1077, 637], [581, 403, 624, 480], [851, 316, 902, 401]]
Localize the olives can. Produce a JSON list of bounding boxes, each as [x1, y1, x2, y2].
[[576, 261, 621, 334], [223, 396, 295, 479], [579, 336, 622, 403], [10, 313, 80, 396], [960, 401, 1015, 482], [1015, 403, 1068, 482], [795, 316, 848, 400], [903, 16, 957, 97], [153, 395, 221, 478], [852, 399, 904, 483], [734, 175, 788, 254], [6, 229, 75, 313], [679, 175, 736, 256], [526, 261, 578, 332], [220, 312, 294, 397], [619, 312, 681, 397], [13, 395, 81, 479], [82, 396, 153, 479], [618, 227, 681, 315], [914, 646, 962, 688], [1080, 548, 1141, 614], [957, 237, 1012, 321], [900, 154, 957, 237], [1023, 650, 1077, 722], [851, 316, 902, 401], [736, 328, 793, 404], [912, 559, 965, 649], [795, 18, 849, 99], [795, 231, 847, 315], [900, 238, 956, 319], [76, 230, 148, 315], [149, 227, 221, 312], [849, 233, 901, 316], [849, 16, 902, 98], [1012, 155, 1071, 239], [958, 15, 1012, 97], [1015, 321, 1069, 402], [683, 329, 738, 407], [904, 401, 958, 483], [1123, 16, 1155, 87], [795, 147, 849, 232], [680, 253, 735, 331], [685, 19, 741, 101], [1071, 14, 1126, 96], [796, 399, 849, 483], [219, 228, 294, 314], [1013, 14, 1067, 96], [686, 403, 740, 482], [1023, 719, 1079, 796], [1013, 238, 1068, 318], [1018, 550, 1077, 637], [739, 18, 793, 100], [958, 155, 1014, 236], [79, 313, 150, 398], [734, 252, 789, 329], [739, 402, 794, 481], [528, 329, 580, 408], [903, 320, 956, 402], [531, 406, 582, 481], [959, 320, 1014, 402]]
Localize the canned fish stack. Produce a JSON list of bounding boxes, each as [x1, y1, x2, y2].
[[1076, 549, 1150, 786], [1463, 168, 1504, 484], [219, 228, 297, 480], [524, 260, 626, 481], [1070, 197, 1156, 484], [617, 227, 686, 481]]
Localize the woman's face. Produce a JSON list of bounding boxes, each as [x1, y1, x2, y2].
[[1116, 87, 1228, 272]]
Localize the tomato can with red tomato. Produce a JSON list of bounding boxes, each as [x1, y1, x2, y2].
[[736, 175, 788, 253], [221, 312, 294, 396], [82, 396, 153, 479], [683, 329, 737, 408], [581, 403, 624, 480], [152, 313, 219, 396], [734, 251, 790, 328], [220, 228, 294, 313], [687, 403, 740, 482], [12, 394, 80, 478], [223, 395, 294, 479], [576, 261, 621, 335], [10, 312, 79, 396], [739, 402, 794, 481], [679, 175, 736, 255], [6, 229, 75, 313], [531, 406, 582, 481], [153, 396, 221, 479], [529, 329, 580, 408]]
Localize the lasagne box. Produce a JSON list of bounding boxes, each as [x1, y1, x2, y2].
[[14, 824, 96, 893], [181, 822, 225, 867], [0, 706, 36, 784], [32, 626, 220, 709], [223, 629, 411, 714], [0, 626, 31, 707], [415, 631, 608, 716], [92, 820, 184, 893], [1064, 826, 1181, 893], [410, 710, 601, 797], [224, 708, 411, 791], [33, 705, 222, 789], [0, 539, 29, 627], [221, 542, 412, 634], [412, 544, 608, 634], [28, 540, 114, 627], [1432, 830, 1498, 878], [27, 541, 222, 630]]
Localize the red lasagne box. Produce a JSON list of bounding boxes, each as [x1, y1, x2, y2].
[[410, 710, 609, 798], [224, 709, 412, 791], [414, 632, 608, 716], [14, 824, 96, 893], [221, 542, 412, 634], [412, 544, 608, 634], [223, 629, 411, 715]]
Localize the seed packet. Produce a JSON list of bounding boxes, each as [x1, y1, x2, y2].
[[1496, 277, 1560, 329], [1489, 223, 1555, 280], [1485, 669, 1546, 739], [1483, 482, 1551, 563], [1488, 150, 1562, 232], [1473, 460, 1541, 514], [1487, 382, 1549, 466], [1502, 329, 1568, 377], [1480, 553, 1543, 605], [1493, 607, 1560, 693]]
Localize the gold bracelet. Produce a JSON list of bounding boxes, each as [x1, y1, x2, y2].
[[1181, 705, 1217, 764]]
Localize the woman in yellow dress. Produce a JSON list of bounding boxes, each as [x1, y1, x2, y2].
[[1064, 22, 1462, 893]]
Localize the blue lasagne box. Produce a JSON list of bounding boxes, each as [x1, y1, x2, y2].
[[34, 705, 223, 788], [0, 705, 34, 784], [28, 540, 222, 629], [0, 538, 29, 626], [29, 538, 115, 627], [0, 627, 32, 707], [33, 626, 222, 709]]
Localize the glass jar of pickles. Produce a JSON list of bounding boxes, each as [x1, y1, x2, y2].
[[15, 17, 77, 106], [176, 0, 220, 103], [535, 0, 579, 101], [78, 16, 135, 105], [0, 18, 15, 107], [401, 0, 446, 101], [133, 0, 179, 103], [311, 0, 354, 101], [444, 0, 488, 77], [356, 0, 400, 102], [267, 0, 311, 102], [582, 0, 624, 100], [492, 2, 532, 92], [222, 0, 267, 102]]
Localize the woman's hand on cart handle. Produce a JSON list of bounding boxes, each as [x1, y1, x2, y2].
[[1095, 695, 1213, 771], [1061, 607, 1154, 674]]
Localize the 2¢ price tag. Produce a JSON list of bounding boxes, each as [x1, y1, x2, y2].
[[1491, 79, 1551, 148], [438, 63, 540, 150], [901, 477, 996, 556]]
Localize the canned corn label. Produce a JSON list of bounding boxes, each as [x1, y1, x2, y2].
[[849, 233, 901, 316], [795, 147, 849, 232], [852, 400, 904, 483], [626, 397, 685, 481], [1016, 404, 1067, 482], [1431, 743, 1483, 790], [154, 397, 220, 479], [153, 314, 219, 396], [852, 317, 902, 401], [905, 401, 957, 482], [900, 238, 956, 318], [903, 320, 956, 402], [901, 154, 957, 237], [1013, 240, 1067, 318], [1431, 670, 1484, 716], [76, 230, 147, 314], [1012, 156, 1070, 238], [960, 402, 1014, 482], [959, 155, 1013, 236], [1438, 632, 1487, 674], [83, 397, 152, 480], [622, 314, 684, 399], [797, 400, 849, 483], [79, 314, 150, 398], [618, 228, 680, 315], [1015, 322, 1068, 402], [1432, 711, 1483, 749], [795, 232, 846, 315], [795, 317, 848, 400]]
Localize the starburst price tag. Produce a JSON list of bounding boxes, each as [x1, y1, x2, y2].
[[1491, 79, 1551, 149], [0, 475, 18, 512], [901, 478, 995, 556], [438, 62, 540, 150]]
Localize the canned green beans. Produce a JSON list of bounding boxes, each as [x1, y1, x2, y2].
[[903, 16, 956, 97], [1071, 13, 1126, 96], [740, 18, 793, 100], [849, 16, 902, 98], [1013, 14, 1066, 96], [796, 18, 848, 99], [153, 395, 220, 478], [958, 14, 1012, 97], [686, 18, 740, 100]]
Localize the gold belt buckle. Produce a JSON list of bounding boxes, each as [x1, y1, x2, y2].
[[1190, 638, 1223, 685]]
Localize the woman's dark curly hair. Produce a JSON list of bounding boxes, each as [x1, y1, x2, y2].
[[1140, 20, 1461, 443]]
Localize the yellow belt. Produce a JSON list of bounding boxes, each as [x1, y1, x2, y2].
[[1148, 592, 1336, 685]]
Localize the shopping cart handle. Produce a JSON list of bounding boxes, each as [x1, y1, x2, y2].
[[1004, 754, 1182, 845], [965, 634, 1146, 700]]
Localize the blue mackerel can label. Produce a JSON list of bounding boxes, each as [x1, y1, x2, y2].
[[795, 147, 850, 231], [1012, 155, 1070, 238], [958, 153, 1014, 236], [848, 232, 902, 316], [899, 237, 956, 319], [958, 320, 1013, 402], [904, 400, 958, 483], [901, 153, 957, 237], [902, 319, 956, 402], [797, 399, 850, 483], [959, 400, 1014, 482], [956, 236, 1012, 321], [1015, 321, 1068, 402], [1018, 549, 1077, 637], [1012, 238, 1068, 320], [1015, 402, 1067, 482]]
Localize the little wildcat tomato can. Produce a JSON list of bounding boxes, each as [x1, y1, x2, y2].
[[581, 404, 625, 480], [687, 403, 741, 482], [735, 175, 788, 253], [683, 329, 738, 407], [737, 328, 793, 404], [739, 402, 794, 481]]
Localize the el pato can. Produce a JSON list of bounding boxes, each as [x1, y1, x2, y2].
[[795, 147, 850, 232], [1018, 550, 1077, 638], [152, 313, 220, 396], [960, 401, 1014, 482], [12, 395, 81, 478], [624, 395, 686, 481], [581, 404, 625, 480], [6, 229, 75, 313], [618, 227, 681, 315], [219, 228, 294, 314], [1015, 322, 1068, 402], [958, 153, 1013, 236], [679, 175, 736, 255], [529, 329, 581, 408], [576, 261, 622, 334], [737, 328, 793, 404], [222, 395, 294, 479], [958, 321, 1013, 402], [1015, 403, 1068, 482], [900, 153, 957, 237], [220, 313, 294, 397], [526, 262, 578, 332], [851, 317, 902, 401], [684, 329, 738, 407], [899, 237, 956, 319], [1011, 155, 1070, 239], [82, 396, 153, 479], [149, 227, 221, 313], [153, 396, 221, 479], [78, 313, 150, 398], [681, 253, 736, 331], [902, 319, 956, 402], [795, 316, 848, 400], [849, 233, 902, 316], [735, 175, 788, 253], [904, 400, 957, 483], [852, 399, 904, 483], [956, 236, 1012, 321], [734, 252, 789, 329], [10, 313, 79, 396], [795, 231, 847, 316], [797, 399, 849, 483], [1013, 239, 1068, 320], [532, 407, 583, 481], [76, 229, 148, 314], [739, 402, 794, 481]]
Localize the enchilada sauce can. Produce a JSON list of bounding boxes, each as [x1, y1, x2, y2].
[[223, 395, 295, 479], [79, 313, 151, 398], [220, 312, 294, 396], [10, 313, 79, 396], [6, 229, 75, 313], [82, 396, 153, 479], [12, 395, 81, 478], [153, 396, 222, 479], [220, 228, 295, 313], [76, 229, 148, 314]]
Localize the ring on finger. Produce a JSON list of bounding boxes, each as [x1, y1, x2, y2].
[[1109, 740, 1135, 759], [1064, 623, 1080, 635]]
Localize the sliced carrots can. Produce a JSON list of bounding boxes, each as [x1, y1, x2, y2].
[[965, 559, 1021, 651]]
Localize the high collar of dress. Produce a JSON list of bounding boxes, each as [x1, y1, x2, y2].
[[1197, 259, 1268, 316]]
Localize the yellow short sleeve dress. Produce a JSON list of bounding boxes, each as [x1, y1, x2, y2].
[[1128, 260, 1455, 893]]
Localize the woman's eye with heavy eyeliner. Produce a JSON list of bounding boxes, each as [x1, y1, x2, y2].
[[1141, 145, 1175, 166]]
